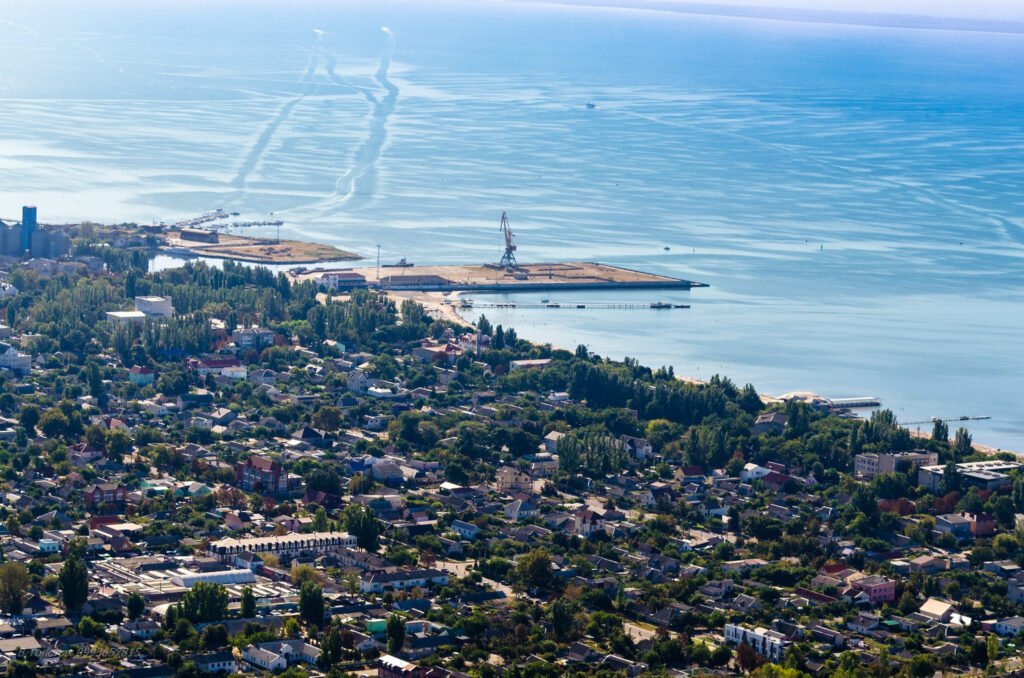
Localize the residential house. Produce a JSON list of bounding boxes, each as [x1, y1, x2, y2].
[[543, 431, 565, 453], [496, 466, 533, 494], [935, 513, 975, 541], [189, 652, 238, 674], [83, 483, 126, 509], [359, 569, 449, 594], [128, 366, 155, 386], [643, 482, 676, 508], [918, 598, 957, 623], [620, 435, 652, 462], [574, 508, 606, 538], [116, 620, 160, 642], [740, 463, 771, 483], [450, 520, 481, 541], [753, 412, 787, 435], [993, 617, 1024, 637], [505, 499, 540, 522]]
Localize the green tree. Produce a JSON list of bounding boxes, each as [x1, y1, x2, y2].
[[240, 585, 256, 618], [898, 590, 918, 615], [0, 562, 29, 615], [954, 427, 973, 457], [203, 623, 228, 649], [58, 554, 89, 614], [312, 506, 329, 532], [386, 614, 406, 654], [931, 418, 949, 442], [298, 581, 324, 626], [106, 428, 133, 458], [39, 408, 70, 438], [18, 405, 40, 434], [126, 591, 146, 621], [513, 548, 554, 591], [311, 406, 343, 432], [549, 598, 576, 642], [179, 581, 228, 623], [5, 661, 37, 678], [87, 362, 104, 399], [988, 634, 1000, 663], [343, 504, 380, 552], [319, 623, 344, 670]]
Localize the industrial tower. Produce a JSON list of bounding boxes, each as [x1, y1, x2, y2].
[[498, 211, 518, 268]]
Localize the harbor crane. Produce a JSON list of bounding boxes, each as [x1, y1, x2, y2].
[[498, 211, 518, 268]]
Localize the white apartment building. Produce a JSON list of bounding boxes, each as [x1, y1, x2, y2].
[[724, 624, 789, 662], [134, 295, 175, 317]]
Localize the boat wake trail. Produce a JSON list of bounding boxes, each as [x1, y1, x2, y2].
[[617, 108, 1024, 248], [231, 30, 322, 192], [324, 52, 379, 105], [313, 27, 398, 215]]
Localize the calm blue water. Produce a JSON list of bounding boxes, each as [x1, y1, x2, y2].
[[2, 1, 1023, 449]]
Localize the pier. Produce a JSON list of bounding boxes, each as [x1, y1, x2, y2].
[[459, 301, 690, 310], [830, 396, 882, 409], [293, 261, 707, 293]]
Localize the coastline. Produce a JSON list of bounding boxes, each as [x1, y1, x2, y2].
[[435, 288, 1021, 457]]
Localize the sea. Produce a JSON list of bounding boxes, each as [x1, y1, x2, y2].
[[1, 1, 1022, 449]]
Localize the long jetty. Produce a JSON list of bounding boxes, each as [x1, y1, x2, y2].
[[293, 261, 707, 293]]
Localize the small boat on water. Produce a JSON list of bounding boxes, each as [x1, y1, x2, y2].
[[586, 102, 596, 109], [663, 246, 671, 251], [650, 302, 672, 309], [383, 257, 415, 268]]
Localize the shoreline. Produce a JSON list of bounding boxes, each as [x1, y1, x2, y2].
[[431, 287, 1021, 457]]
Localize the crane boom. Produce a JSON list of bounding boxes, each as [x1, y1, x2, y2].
[[498, 211, 518, 268]]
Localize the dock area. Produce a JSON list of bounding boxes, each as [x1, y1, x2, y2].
[[292, 261, 707, 292], [164, 230, 359, 264]]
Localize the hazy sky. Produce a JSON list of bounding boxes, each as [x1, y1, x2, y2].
[[699, 0, 1024, 20], [517, 0, 1024, 21]]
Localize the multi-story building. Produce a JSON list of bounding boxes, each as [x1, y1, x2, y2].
[[0, 342, 31, 374], [235, 455, 293, 495], [935, 513, 974, 540], [495, 466, 533, 494], [232, 326, 276, 349], [378, 655, 449, 678], [723, 624, 789, 662], [134, 295, 175, 318], [918, 460, 1021, 493], [850, 575, 896, 604], [207, 531, 357, 561], [20, 205, 35, 253], [83, 483, 126, 508], [854, 451, 939, 479]]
